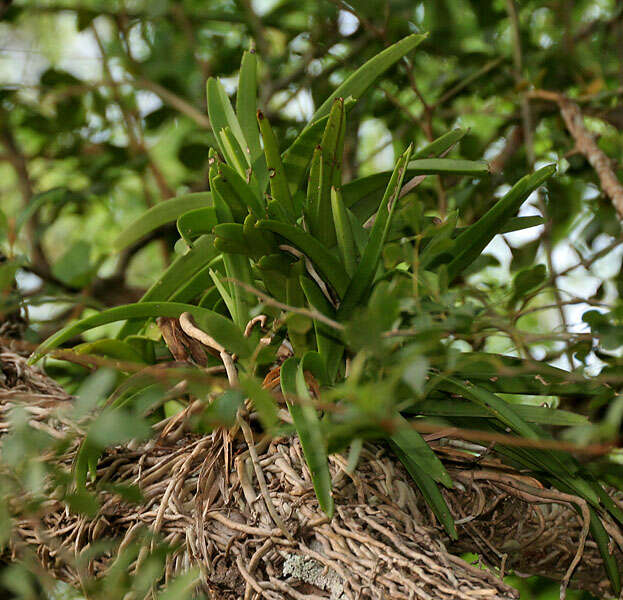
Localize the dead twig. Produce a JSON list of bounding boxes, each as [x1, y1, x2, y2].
[[529, 89, 623, 219]]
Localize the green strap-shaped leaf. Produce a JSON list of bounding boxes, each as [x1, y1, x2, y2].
[[411, 128, 466, 160], [73, 339, 146, 364], [218, 126, 252, 179], [243, 214, 276, 257], [114, 193, 212, 251], [209, 268, 236, 320], [342, 128, 468, 215], [499, 215, 544, 233], [280, 356, 334, 518], [282, 97, 357, 189], [309, 98, 345, 246], [169, 264, 215, 303], [31, 301, 251, 363], [207, 77, 248, 164], [283, 115, 330, 188], [342, 172, 395, 221], [589, 510, 621, 595], [222, 252, 253, 329], [236, 50, 268, 191], [447, 351, 607, 398], [118, 235, 219, 338], [446, 165, 556, 281], [338, 144, 412, 320], [311, 33, 427, 122], [590, 480, 623, 528], [211, 172, 235, 224], [390, 439, 457, 539], [212, 175, 249, 223], [300, 350, 329, 387], [406, 158, 489, 176], [442, 378, 539, 440], [305, 146, 322, 226], [217, 162, 265, 219], [300, 275, 344, 384], [391, 413, 453, 488], [257, 110, 295, 220], [177, 207, 217, 246], [214, 219, 275, 259], [331, 187, 357, 277], [214, 223, 249, 255], [257, 220, 350, 299], [413, 399, 589, 426], [344, 160, 490, 224], [445, 383, 592, 491]]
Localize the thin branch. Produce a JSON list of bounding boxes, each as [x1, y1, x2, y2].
[[435, 57, 505, 107], [226, 279, 345, 331], [0, 127, 50, 277], [529, 89, 623, 219], [135, 77, 211, 129]]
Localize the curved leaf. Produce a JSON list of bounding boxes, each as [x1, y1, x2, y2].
[[391, 413, 453, 488], [31, 302, 251, 363], [411, 128, 466, 160], [257, 219, 350, 298], [177, 207, 217, 246], [308, 98, 345, 246], [218, 162, 265, 218], [447, 165, 556, 282], [414, 399, 589, 426], [311, 33, 427, 122], [118, 235, 219, 338], [390, 439, 457, 539], [115, 193, 212, 251], [207, 77, 247, 162], [283, 114, 330, 187], [331, 187, 357, 277]]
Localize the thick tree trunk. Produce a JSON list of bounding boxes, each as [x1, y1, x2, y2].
[[1, 346, 621, 599]]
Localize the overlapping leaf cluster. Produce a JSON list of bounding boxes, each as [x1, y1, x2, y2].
[[29, 35, 623, 594]]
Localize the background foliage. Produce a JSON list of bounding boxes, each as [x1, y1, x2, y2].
[[2, 1, 623, 599]]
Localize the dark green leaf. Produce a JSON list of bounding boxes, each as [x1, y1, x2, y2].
[[257, 220, 350, 299], [338, 144, 412, 319], [280, 356, 334, 517], [446, 165, 555, 281]]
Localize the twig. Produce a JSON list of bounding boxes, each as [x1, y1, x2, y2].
[[135, 78, 211, 128], [226, 278, 345, 331], [435, 57, 505, 107], [529, 89, 623, 219], [489, 126, 523, 174], [0, 128, 49, 276], [506, 0, 535, 167]]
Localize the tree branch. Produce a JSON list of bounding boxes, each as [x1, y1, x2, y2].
[[529, 89, 623, 219]]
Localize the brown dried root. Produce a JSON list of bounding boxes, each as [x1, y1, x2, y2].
[[2, 348, 623, 599]]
